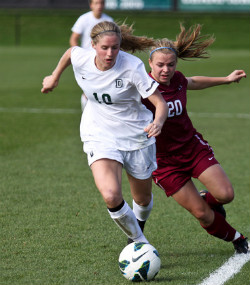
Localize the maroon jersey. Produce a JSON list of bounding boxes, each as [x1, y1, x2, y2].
[[142, 71, 198, 155]]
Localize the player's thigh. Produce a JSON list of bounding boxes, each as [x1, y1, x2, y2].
[[91, 158, 123, 207], [198, 164, 234, 203]]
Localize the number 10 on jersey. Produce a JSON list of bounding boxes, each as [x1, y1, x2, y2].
[[93, 92, 113, 105]]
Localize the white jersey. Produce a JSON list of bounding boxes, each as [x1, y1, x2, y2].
[[71, 11, 113, 49], [71, 47, 159, 151]]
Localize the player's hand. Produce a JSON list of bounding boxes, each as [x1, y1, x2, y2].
[[144, 122, 162, 138], [41, 75, 59, 93], [227, 70, 246, 83]]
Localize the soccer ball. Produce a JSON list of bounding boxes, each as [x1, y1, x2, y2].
[[118, 242, 161, 282]]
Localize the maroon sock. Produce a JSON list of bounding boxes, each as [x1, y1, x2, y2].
[[204, 192, 223, 207], [201, 211, 236, 242]]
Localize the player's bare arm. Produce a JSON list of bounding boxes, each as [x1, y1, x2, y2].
[[187, 69, 246, 90], [144, 89, 168, 138], [41, 48, 72, 94], [69, 32, 81, 47]]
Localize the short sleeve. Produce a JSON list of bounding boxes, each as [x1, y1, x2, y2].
[[70, 46, 94, 73], [71, 15, 86, 34], [132, 62, 159, 99], [71, 46, 82, 68]]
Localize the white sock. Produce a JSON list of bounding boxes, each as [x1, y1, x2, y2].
[[108, 201, 149, 243], [233, 231, 241, 241], [81, 93, 88, 111], [133, 194, 153, 222]]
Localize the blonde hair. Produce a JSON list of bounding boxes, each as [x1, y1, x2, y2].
[[150, 24, 215, 60], [91, 21, 155, 53]]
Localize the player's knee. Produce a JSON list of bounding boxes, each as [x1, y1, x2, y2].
[[193, 208, 207, 221], [217, 185, 234, 204], [224, 189, 234, 203], [103, 189, 123, 208], [133, 194, 152, 207], [191, 205, 212, 225]]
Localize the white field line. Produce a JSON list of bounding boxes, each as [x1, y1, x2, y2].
[[198, 244, 250, 285], [0, 107, 80, 114], [188, 112, 250, 120], [0, 107, 250, 119]]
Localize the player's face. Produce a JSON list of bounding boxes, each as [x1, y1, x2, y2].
[[90, 0, 105, 19], [92, 34, 120, 71], [149, 52, 177, 85]]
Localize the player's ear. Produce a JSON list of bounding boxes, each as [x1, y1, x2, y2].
[[91, 41, 96, 49], [148, 58, 153, 69]]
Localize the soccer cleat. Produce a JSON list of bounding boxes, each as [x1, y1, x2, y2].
[[233, 235, 249, 254], [200, 190, 226, 218]]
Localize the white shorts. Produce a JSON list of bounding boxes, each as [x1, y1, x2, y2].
[[83, 142, 157, 180]]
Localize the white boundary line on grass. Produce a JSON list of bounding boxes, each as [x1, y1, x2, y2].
[[188, 112, 250, 120], [0, 107, 80, 114], [198, 243, 250, 285], [0, 107, 250, 119]]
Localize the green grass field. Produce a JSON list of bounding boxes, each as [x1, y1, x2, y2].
[[0, 10, 250, 285]]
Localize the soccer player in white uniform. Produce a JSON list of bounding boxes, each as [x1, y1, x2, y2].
[[42, 21, 168, 244], [70, 0, 113, 49], [69, 0, 113, 111]]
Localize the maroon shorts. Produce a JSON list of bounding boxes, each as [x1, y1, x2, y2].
[[153, 134, 219, 197]]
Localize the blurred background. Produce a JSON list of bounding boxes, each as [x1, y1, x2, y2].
[[0, 0, 249, 47], [0, 0, 249, 11]]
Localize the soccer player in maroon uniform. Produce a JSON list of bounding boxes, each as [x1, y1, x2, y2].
[[142, 24, 248, 253]]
